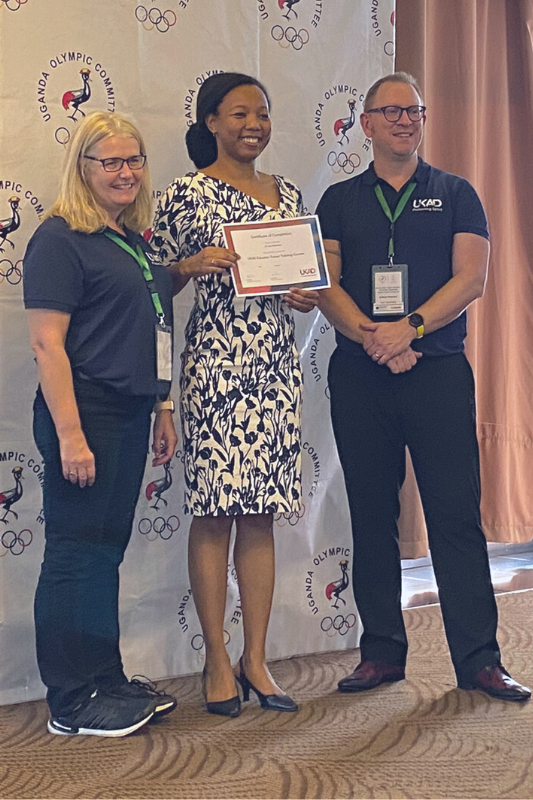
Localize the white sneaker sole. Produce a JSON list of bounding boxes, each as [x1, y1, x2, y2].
[[154, 700, 177, 716], [47, 711, 154, 737]]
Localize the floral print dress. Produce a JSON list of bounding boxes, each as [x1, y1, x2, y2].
[[152, 172, 303, 516]]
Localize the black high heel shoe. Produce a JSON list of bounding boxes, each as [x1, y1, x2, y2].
[[202, 668, 241, 718], [236, 658, 298, 712]]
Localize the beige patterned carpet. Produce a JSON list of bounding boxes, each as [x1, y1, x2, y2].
[[1, 590, 532, 799]]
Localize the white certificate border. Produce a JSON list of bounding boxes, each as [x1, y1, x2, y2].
[[223, 215, 330, 298]]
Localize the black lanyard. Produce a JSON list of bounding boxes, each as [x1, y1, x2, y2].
[[374, 181, 416, 265], [105, 231, 166, 324]]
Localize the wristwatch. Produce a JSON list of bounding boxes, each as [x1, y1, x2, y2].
[[408, 313, 425, 339], [154, 399, 175, 413]]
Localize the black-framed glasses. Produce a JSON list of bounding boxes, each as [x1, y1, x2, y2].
[[83, 155, 147, 172], [366, 105, 426, 123]]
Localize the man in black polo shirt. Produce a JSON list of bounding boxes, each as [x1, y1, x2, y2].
[[316, 72, 529, 701]]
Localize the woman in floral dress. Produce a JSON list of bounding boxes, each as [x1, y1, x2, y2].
[[152, 73, 317, 716]]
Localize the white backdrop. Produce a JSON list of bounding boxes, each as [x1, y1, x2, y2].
[[0, 0, 394, 705]]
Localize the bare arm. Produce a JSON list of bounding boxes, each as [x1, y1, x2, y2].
[[152, 410, 178, 466], [170, 271, 192, 296], [27, 309, 95, 487], [361, 232, 490, 362], [167, 247, 240, 296], [284, 287, 320, 313], [416, 232, 489, 331], [318, 238, 421, 373], [317, 239, 373, 344]]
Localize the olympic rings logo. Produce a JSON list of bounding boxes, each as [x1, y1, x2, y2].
[[320, 613, 356, 637], [1, 529, 33, 557], [327, 151, 361, 175], [0, 0, 29, 11], [138, 515, 180, 541], [54, 127, 72, 147], [384, 41, 394, 57], [191, 629, 231, 651], [271, 25, 309, 51], [275, 504, 305, 527], [135, 5, 177, 33], [0, 259, 23, 285]]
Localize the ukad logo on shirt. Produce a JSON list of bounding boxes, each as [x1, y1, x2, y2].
[[412, 198, 443, 211]]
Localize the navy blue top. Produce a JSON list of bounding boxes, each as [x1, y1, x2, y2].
[[316, 158, 489, 357], [23, 216, 173, 396]]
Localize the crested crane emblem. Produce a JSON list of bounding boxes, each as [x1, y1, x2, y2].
[[278, 0, 301, 20], [0, 197, 21, 254], [145, 462, 172, 510], [325, 559, 350, 609], [333, 99, 357, 146], [0, 467, 24, 524], [62, 68, 91, 122], [265, 0, 319, 52]]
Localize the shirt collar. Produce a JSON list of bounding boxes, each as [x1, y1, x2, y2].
[[362, 156, 430, 187]]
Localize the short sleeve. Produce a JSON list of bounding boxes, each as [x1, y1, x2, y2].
[[23, 220, 84, 312], [151, 175, 198, 267], [316, 184, 343, 241], [279, 176, 305, 215], [452, 180, 489, 240], [296, 188, 305, 216]]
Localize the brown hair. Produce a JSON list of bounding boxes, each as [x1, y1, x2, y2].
[[364, 72, 423, 111]]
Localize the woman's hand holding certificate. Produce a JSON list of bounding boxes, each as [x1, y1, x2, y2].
[[223, 216, 330, 297], [176, 246, 239, 277], [284, 287, 320, 313]]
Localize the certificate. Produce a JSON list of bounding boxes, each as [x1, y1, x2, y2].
[[222, 216, 330, 297]]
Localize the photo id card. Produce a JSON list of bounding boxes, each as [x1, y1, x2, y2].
[[156, 325, 172, 382], [372, 263, 408, 315]]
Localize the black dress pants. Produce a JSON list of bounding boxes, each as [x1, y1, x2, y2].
[[328, 348, 500, 683], [33, 377, 154, 716]]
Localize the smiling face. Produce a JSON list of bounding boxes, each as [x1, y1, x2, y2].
[[205, 84, 271, 164], [360, 80, 425, 164], [84, 135, 144, 222]]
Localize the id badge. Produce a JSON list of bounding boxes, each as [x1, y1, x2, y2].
[[372, 263, 408, 315], [156, 324, 172, 382]]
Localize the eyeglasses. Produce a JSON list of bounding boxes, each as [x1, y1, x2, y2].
[[83, 155, 147, 172], [366, 105, 426, 123]]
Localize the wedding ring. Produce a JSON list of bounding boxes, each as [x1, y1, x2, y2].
[[69, 472, 77, 476]]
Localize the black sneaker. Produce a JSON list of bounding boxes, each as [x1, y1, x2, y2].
[[48, 690, 155, 737], [107, 675, 177, 718]]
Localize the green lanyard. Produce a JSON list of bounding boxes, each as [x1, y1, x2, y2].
[[374, 181, 416, 264], [105, 231, 165, 322]]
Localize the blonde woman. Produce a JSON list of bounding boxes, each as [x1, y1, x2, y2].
[[23, 111, 178, 737]]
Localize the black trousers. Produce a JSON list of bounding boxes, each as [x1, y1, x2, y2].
[[33, 377, 154, 716], [328, 348, 500, 682]]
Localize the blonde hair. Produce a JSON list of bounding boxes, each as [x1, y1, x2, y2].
[[44, 111, 152, 234]]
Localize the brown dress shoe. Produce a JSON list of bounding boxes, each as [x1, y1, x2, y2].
[[338, 660, 405, 693], [459, 665, 531, 702]]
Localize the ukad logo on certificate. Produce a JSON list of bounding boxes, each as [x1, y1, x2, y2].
[[222, 216, 330, 297]]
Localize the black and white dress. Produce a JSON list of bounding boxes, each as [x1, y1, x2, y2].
[[152, 172, 303, 517]]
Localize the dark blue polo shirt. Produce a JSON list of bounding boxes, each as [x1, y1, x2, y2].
[[23, 216, 173, 396], [316, 158, 489, 357]]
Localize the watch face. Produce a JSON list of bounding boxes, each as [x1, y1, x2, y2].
[[409, 313, 424, 328]]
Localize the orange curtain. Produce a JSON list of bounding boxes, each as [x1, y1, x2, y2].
[[395, 0, 533, 557]]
